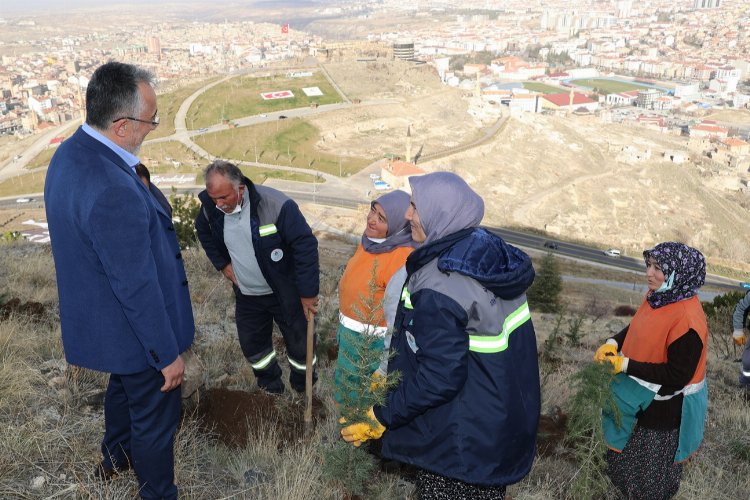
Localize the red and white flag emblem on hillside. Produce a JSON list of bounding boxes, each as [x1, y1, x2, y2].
[[260, 90, 294, 100], [281, 23, 289, 34]]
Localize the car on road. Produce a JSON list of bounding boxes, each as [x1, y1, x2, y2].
[[198, 127, 209, 132], [278, 115, 288, 120], [373, 180, 391, 191], [259, 113, 267, 118], [13, 154, 22, 161], [15, 197, 32, 203], [603, 248, 621, 258], [369, 173, 380, 180], [543, 241, 558, 250]]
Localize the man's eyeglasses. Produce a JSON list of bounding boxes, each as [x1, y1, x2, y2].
[[112, 115, 160, 127]]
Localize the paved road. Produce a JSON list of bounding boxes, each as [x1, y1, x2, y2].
[[489, 227, 743, 292], [0, 121, 77, 182]]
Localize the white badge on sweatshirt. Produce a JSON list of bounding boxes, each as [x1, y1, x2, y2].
[[271, 248, 284, 262]]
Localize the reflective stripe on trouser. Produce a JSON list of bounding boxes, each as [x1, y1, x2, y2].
[[249, 349, 277, 370], [743, 340, 750, 377], [288, 354, 317, 373], [469, 301, 531, 353], [234, 291, 315, 392]]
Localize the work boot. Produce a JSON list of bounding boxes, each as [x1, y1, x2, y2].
[[259, 379, 285, 395], [94, 460, 131, 481]]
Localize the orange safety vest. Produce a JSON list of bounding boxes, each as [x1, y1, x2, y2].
[[338, 244, 412, 327], [622, 295, 708, 385]]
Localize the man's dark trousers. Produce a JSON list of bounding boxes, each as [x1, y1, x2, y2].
[[102, 368, 181, 500], [235, 291, 315, 392]]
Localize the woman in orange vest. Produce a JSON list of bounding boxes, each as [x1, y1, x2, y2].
[[594, 241, 708, 499], [334, 190, 416, 405]]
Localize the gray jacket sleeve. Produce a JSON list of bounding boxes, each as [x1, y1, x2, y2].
[[733, 292, 750, 331], [383, 266, 406, 330], [375, 266, 407, 376]]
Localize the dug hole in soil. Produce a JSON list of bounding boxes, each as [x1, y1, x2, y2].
[[194, 387, 326, 448]]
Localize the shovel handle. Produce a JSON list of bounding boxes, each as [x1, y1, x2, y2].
[[304, 316, 314, 423]]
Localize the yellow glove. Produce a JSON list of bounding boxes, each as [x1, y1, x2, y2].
[[594, 343, 618, 363], [603, 355, 627, 374], [340, 407, 386, 447], [369, 372, 386, 393], [733, 329, 747, 347]]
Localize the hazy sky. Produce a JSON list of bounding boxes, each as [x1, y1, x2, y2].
[[1, 0, 203, 14], [1, 0, 322, 15]]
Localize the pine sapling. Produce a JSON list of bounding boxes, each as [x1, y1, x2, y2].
[[323, 263, 400, 496]]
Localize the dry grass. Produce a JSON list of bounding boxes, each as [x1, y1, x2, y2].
[[2, 239, 750, 498]]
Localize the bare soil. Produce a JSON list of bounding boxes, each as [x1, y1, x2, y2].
[[195, 387, 326, 448]]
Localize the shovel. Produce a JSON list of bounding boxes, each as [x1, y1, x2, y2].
[[304, 315, 314, 425]]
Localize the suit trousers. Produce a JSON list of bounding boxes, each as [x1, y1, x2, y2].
[[234, 291, 316, 392], [102, 368, 181, 500]]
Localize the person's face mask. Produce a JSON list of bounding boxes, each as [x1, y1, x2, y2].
[[220, 189, 242, 215], [217, 188, 242, 215]]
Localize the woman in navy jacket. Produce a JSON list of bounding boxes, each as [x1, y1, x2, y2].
[[341, 172, 540, 499]]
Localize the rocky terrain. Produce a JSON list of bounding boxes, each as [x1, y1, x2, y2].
[[317, 60, 750, 268]]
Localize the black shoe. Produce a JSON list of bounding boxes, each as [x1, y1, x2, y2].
[[94, 461, 131, 481], [259, 379, 285, 395]]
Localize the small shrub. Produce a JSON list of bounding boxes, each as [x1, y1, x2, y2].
[[321, 440, 376, 497], [703, 291, 744, 320], [542, 310, 566, 364], [528, 253, 563, 313], [564, 362, 619, 499], [1, 231, 21, 242], [706, 303, 735, 361], [566, 313, 586, 347], [169, 189, 201, 250], [585, 294, 609, 323], [613, 305, 637, 316]]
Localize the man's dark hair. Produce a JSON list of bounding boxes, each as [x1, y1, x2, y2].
[[204, 160, 244, 188], [86, 61, 155, 130]]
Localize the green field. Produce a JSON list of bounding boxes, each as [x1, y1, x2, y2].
[[140, 141, 205, 174], [195, 165, 320, 186], [0, 171, 46, 197], [150, 77, 220, 139], [522, 82, 566, 94], [569, 78, 653, 95], [187, 73, 341, 129], [26, 124, 78, 169], [26, 145, 60, 170], [193, 118, 372, 178]]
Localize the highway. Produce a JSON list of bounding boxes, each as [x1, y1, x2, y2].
[[2, 189, 743, 293], [488, 227, 742, 292]]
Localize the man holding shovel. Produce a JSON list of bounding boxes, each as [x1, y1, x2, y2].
[[195, 160, 319, 394]]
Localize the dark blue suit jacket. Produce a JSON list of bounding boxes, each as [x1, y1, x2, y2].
[[45, 127, 194, 374]]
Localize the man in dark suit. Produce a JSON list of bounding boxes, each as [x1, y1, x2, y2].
[[44, 61, 194, 500]]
